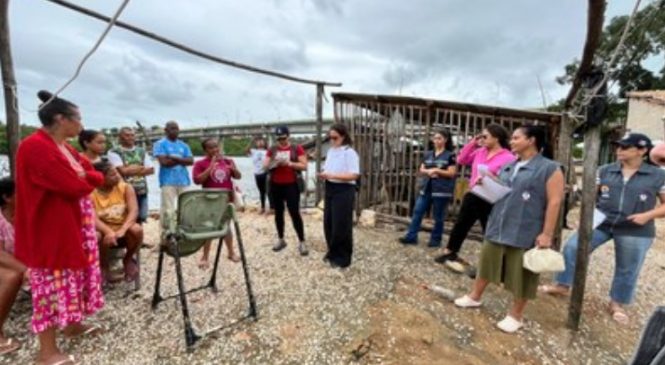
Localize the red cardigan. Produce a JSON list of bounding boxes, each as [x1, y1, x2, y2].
[[14, 129, 104, 269]]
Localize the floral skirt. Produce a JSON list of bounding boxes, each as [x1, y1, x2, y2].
[[29, 197, 105, 334]]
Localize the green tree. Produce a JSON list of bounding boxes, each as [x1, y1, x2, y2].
[[556, 0, 665, 120]]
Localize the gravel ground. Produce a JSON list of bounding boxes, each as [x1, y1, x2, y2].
[[2, 205, 663, 364]]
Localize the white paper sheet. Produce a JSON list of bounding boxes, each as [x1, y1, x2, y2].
[[470, 177, 512, 204], [593, 209, 606, 229]]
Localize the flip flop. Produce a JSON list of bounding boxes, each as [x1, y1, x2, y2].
[[609, 305, 629, 325], [537, 284, 570, 297], [63, 324, 104, 339], [36, 354, 79, 365], [198, 259, 210, 270], [123, 258, 139, 282], [0, 338, 21, 355]]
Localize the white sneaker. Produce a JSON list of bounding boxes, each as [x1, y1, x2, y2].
[[497, 315, 523, 333], [454, 295, 482, 308]]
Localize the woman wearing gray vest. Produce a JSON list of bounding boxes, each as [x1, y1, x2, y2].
[[541, 132, 665, 325], [454, 125, 564, 333]]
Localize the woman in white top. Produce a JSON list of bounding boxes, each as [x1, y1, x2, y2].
[[318, 124, 360, 268], [247, 136, 271, 214]]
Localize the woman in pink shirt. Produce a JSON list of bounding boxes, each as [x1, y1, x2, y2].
[[192, 138, 242, 268], [435, 124, 515, 264], [0, 178, 26, 356]]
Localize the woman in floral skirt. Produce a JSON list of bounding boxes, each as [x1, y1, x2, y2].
[[15, 91, 105, 365]]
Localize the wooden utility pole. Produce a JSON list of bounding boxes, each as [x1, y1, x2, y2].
[[562, 0, 606, 330], [567, 121, 601, 330], [0, 0, 20, 177], [554, 114, 574, 250], [314, 83, 324, 204]]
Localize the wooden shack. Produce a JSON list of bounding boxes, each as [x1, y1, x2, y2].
[[332, 92, 566, 219]]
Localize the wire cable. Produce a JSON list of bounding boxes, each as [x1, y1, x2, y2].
[[38, 0, 131, 111]]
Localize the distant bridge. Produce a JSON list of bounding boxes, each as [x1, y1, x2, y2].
[[110, 118, 335, 143]]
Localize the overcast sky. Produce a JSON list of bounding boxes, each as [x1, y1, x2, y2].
[[6, 0, 638, 129]]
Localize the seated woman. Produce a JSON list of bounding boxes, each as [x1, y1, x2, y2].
[[0, 178, 26, 355], [91, 161, 143, 283], [192, 137, 241, 268]]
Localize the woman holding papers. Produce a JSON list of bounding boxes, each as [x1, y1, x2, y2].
[[454, 125, 564, 334], [541, 132, 665, 325], [435, 124, 514, 264], [399, 129, 457, 247], [318, 124, 360, 268]]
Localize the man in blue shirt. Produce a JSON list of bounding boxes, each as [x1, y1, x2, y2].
[[153, 121, 193, 227]]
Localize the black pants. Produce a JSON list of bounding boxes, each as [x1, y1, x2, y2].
[[324, 182, 355, 267], [445, 192, 493, 254], [255, 173, 271, 210], [271, 183, 305, 241]]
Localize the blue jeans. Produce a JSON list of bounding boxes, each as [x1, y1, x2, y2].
[[137, 193, 148, 223], [555, 229, 653, 304], [404, 194, 449, 246]]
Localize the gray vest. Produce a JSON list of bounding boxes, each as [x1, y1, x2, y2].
[[597, 162, 665, 237], [485, 154, 560, 249]]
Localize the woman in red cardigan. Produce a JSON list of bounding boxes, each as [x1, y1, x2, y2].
[[15, 91, 105, 365]]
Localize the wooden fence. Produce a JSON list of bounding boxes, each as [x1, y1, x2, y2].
[[332, 92, 565, 219]]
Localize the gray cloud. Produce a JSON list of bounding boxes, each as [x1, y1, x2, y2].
[[4, 0, 640, 129]]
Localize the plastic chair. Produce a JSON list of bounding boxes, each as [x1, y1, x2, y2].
[[151, 189, 258, 350]]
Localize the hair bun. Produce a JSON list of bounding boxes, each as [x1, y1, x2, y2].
[[37, 90, 53, 102]]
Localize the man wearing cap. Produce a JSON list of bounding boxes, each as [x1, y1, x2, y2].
[[263, 125, 309, 255], [153, 121, 193, 228], [540, 132, 665, 325]]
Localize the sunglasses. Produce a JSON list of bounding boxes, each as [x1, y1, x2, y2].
[[616, 144, 636, 150], [330, 136, 340, 141], [277, 136, 288, 141]]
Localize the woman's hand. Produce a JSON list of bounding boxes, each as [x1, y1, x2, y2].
[[116, 227, 128, 239], [317, 172, 331, 180], [535, 233, 552, 249], [628, 212, 652, 226], [427, 169, 438, 178], [103, 232, 118, 247]]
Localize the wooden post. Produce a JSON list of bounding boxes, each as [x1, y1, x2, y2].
[[567, 122, 601, 330], [0, 0, 20, 177], [554, 114, 574, 250], [314, 83, 324, 205]]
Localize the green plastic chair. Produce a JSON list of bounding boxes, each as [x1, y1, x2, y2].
[[151, 189, 257, 350]]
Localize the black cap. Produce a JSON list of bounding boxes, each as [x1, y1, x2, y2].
[[275, 125, 289, 138], [612, 132, 652, 149]]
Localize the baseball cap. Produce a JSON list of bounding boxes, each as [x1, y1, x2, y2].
[[275, 125, 290, 138], [612, 132, 652, 149]]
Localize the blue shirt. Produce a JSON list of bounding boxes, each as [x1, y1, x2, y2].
[[153, 138, 192, 187]]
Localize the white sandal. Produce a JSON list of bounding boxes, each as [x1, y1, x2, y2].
[[454, 295, 482, 308], [497, 315, 523, 333]]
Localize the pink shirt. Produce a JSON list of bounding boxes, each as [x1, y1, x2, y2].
[[192, 156, 235, 190], [457, 140, 516, 188], [0, 212, 15, 255]]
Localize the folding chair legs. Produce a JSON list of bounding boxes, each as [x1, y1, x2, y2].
[[172, 240, 201, 349], [134, 249, 141, 291], [207, 236, 225, 293], [234, 220, 258, 319], [151, 246, 166, 310]]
